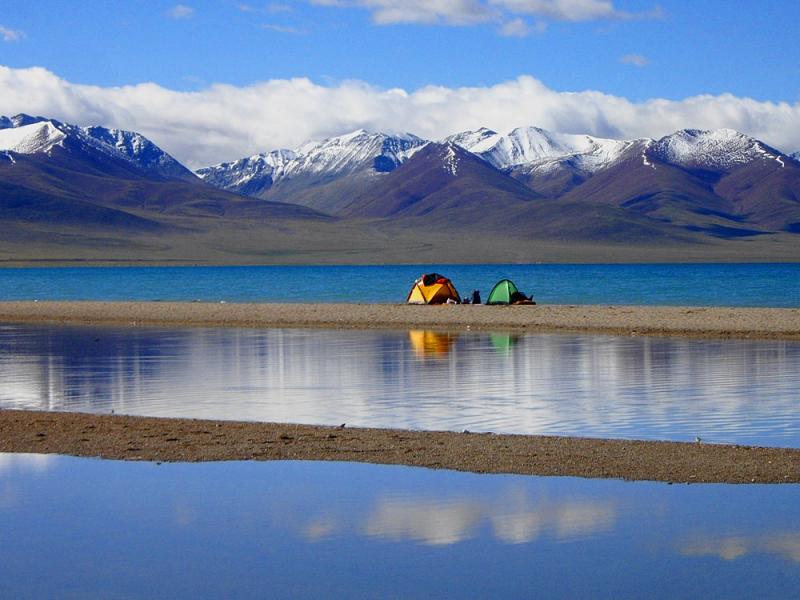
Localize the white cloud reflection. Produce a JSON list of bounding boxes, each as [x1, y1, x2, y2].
[[361, 490, 616, 546], [681, 533, 800, 563]]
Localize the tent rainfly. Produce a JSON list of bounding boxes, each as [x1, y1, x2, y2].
[[406, 273, 461, 304], [486, 279, 535, 305]]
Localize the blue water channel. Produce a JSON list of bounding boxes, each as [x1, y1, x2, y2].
[[2, 324, 799, 447], [1, 263, 799, 306], [1, 454, 798, 599]]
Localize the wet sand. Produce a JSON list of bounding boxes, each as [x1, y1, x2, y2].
[[1, 410, 798, 484], [0, 301, 799, 339]]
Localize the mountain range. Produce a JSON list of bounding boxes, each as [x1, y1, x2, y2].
[[197, 125, 800, 240], [2, 113, 800, 263]]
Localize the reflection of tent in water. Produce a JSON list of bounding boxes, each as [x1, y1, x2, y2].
[[486, 279, 535, 305], [489, 332, 520, 354], [409, 330, 458, 356], [406, 273, 461, 305]]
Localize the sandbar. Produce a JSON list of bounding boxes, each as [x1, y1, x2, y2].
[[0, 301, 799, 339], [1, 410, 798, 484]]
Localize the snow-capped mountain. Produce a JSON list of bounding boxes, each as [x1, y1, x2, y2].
[[196, 130, 428, 198], [649, 128, 788, 171], [0, 114, 196, 181], [196, 150, 297, 196], [195, 123, 800, 236], [791, 151, 800, 162], [445, 126, 638, 175]]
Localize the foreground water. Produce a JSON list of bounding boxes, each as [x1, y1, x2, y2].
[[1, 263, 799, 306], [2, 324, 799, 447], [0, 454, 798, 599]]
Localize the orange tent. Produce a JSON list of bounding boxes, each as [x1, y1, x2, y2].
[[405, 273, 461, 304]]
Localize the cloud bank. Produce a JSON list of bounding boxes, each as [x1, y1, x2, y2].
[[1, 65, 799, 168]]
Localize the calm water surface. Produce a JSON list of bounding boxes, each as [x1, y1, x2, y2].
[[1, 263, 799, 306], [2, 324, 799, 446], [0, 454, 798, 599]]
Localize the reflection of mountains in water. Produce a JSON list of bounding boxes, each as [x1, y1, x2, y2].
[[2, 325, 800, 444]]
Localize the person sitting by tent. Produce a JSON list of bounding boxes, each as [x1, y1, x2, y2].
[[486, 279, 535, 305]]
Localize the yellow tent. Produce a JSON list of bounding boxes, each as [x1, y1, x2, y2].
[[406, 273, 461, 304]]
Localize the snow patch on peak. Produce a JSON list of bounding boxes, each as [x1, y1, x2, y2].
[[451, 125, 636, 174], [0, 121, 66, 155], [652, 128, 783, 171], [196, 148, 299, 193], [442, 143, 460, 176], [281, 129, 427, 179], [0, 114, 195, 179], [444, 127, 497, 150]]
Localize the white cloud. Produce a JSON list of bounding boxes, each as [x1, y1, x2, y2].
[[620, 53, 649, 67], [311, 0, 660, 25], [239, 3, 294, 14], [491, 0, 659, 21], [312, 0, 493, 25], [500, 17, 527, 36], [167, 4, 195, 19], [260, 23, 307, 33], [0, 25, 25, 42], [1, 65, 799, 169]]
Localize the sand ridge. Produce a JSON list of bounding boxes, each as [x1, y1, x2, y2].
[[0, 301, 799, 339], [1, 410, 798, 484]]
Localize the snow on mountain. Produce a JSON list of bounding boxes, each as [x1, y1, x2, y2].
[[281, 129, 427, 178], [650, 128, 787, 171], [444, 127, 497, 151], [0, 114, 196, 180], [197, 130, 428, 194], [196, 149, 297, 195], [446, 126, 639, 175], [790, 151, 800, 162], [0, 121, 66, 155], [196, 123, 795, 201]]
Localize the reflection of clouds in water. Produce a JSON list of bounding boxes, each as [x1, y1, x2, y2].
[[681, 533, 800, 563], [360, 489, 616, 547], [554, 503, 616, 540], [364, 499, 483, 546], [491, 511, 542, 544], [304, 516, 339, 542], [174, 502, 197, 527], [0, 453, 55, 475], [0, 454, 56, 510]]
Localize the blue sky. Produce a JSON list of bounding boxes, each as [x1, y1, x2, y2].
[[2, 0, 798, 101], [1, 1, 799, 166]]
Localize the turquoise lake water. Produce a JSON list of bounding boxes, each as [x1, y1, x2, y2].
[[1, 263, 799, 306]]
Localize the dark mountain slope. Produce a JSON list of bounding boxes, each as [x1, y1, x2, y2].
[[338, 143, 540, 222]]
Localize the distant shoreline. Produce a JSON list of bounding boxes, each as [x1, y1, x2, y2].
[[1, 410, 798, 484], [0, 301, 799, 340]]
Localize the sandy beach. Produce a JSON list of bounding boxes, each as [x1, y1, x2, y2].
[[1, 409, 798, 484], [0, 301, 799, 339]]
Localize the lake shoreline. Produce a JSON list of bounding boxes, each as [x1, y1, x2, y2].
[[1, 409, 798, 484], [0, 301, 798, 340]]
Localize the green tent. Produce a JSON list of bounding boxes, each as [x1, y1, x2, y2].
[[486, 279, 534, 305], [486, 279, 520, 305]]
